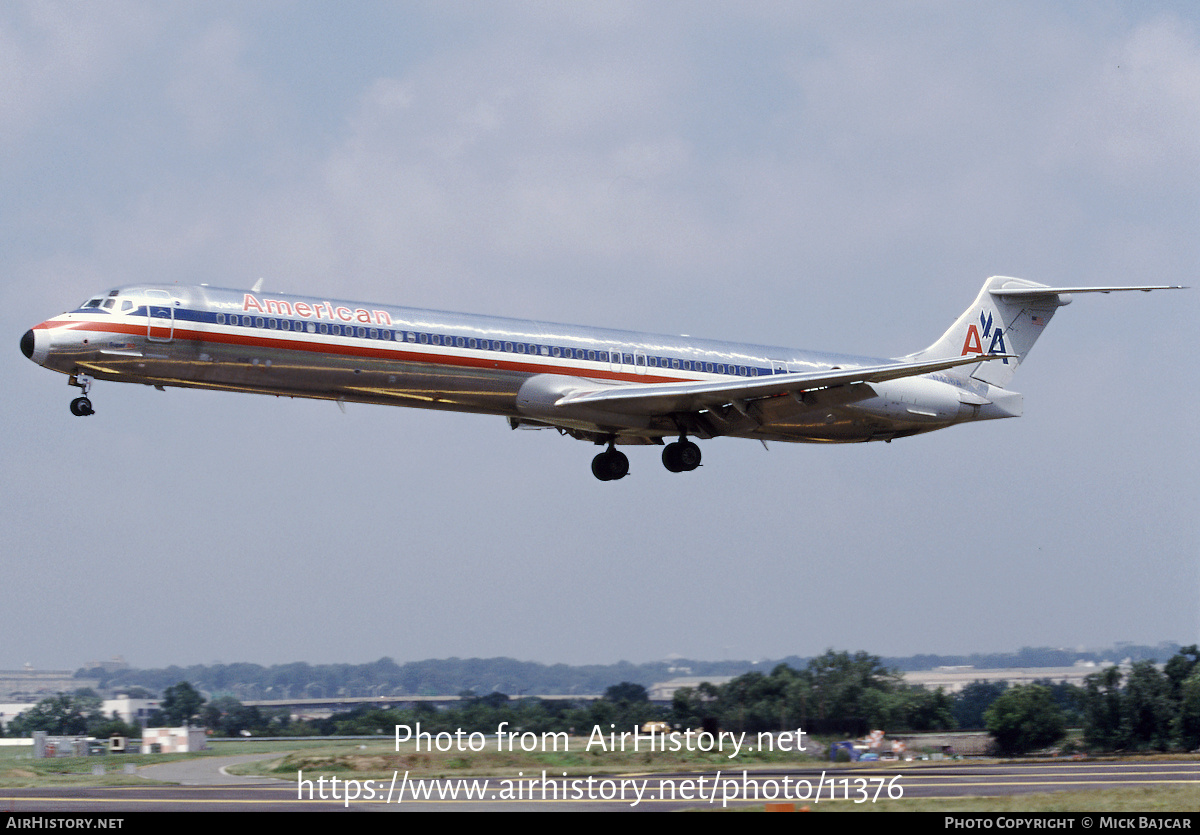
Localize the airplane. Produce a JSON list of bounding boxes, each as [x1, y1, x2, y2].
[[21, 276, 1182, 480]]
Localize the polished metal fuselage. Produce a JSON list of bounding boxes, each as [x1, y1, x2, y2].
[[24, 283, 992, 444]]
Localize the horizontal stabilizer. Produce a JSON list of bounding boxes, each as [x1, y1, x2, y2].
[[991, 285, 1186, 298]]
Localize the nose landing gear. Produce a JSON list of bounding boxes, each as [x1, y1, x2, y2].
[[68, 373, 95, 417]]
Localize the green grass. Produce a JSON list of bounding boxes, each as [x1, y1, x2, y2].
[[232, 736, 832, 780], [0, 737, 349, 787]]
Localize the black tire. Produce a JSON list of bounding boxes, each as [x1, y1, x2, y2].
[[592, 453, 614, 481], [662, 443, 684, 473], [70, 397, 93, 417], [677, 441, 701, 471], [592, 450, 629, 481]]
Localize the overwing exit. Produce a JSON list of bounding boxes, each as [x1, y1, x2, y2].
[[21, 276, 1182, 480]]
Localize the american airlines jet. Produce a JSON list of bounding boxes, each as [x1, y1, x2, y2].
[[21, 277, 1180, 480]]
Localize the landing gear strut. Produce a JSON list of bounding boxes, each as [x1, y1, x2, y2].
[[68, 373, 95, 417], [662, 437, 701, 473], [591, 442, 629, 481]]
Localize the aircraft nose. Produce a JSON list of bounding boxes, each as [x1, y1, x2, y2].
[[20, 329, 35, 360]]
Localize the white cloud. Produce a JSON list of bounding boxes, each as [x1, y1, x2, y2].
[[0, 1, 161, 151]]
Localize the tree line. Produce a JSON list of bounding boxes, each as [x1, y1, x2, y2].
[[73, 643, 1182, 700], [14, 647, 1198, 755], [983, 647, 1200, 754]]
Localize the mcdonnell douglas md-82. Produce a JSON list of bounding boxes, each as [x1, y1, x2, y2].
[[21, 276, 1181, 480]]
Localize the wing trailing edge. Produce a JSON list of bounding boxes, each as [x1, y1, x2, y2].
[[553, 353, 1010, 417]]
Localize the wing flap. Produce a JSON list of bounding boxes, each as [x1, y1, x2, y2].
[[555, 353, 1008, 416]]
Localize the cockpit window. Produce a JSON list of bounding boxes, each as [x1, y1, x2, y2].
[[82, 297, 103, 309], [102, 299, 115, 309]]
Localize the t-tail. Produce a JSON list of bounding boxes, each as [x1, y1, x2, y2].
[[912, 276, 1184, 390]]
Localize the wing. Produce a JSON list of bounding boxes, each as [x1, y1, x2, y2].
[[552, 353, 1006, 416]]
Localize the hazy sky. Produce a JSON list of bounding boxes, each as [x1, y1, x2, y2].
[[4, 2, 1197, 671]]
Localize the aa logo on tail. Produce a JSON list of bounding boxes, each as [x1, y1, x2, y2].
[[960, 311, 1009, 363]]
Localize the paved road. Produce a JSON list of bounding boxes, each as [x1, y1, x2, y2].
[[136, 752, 288, 786]]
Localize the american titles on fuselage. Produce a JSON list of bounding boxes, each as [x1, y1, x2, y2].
[[242, 293, 393, 326]]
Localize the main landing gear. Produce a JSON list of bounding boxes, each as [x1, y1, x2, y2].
[[662, 438, 701, 473], [68, 373, 95, 417], [591, 443, 629, 482], [590, 436, 703, 480]]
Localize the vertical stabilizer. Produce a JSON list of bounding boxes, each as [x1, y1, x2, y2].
[[914, 276, 1066, 389]]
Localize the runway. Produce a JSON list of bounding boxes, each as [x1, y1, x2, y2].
[[3, 757, 1197, 812]]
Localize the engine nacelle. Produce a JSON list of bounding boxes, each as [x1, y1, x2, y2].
[[854, 377, 973, 424], [516, 374, 655, 431]]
